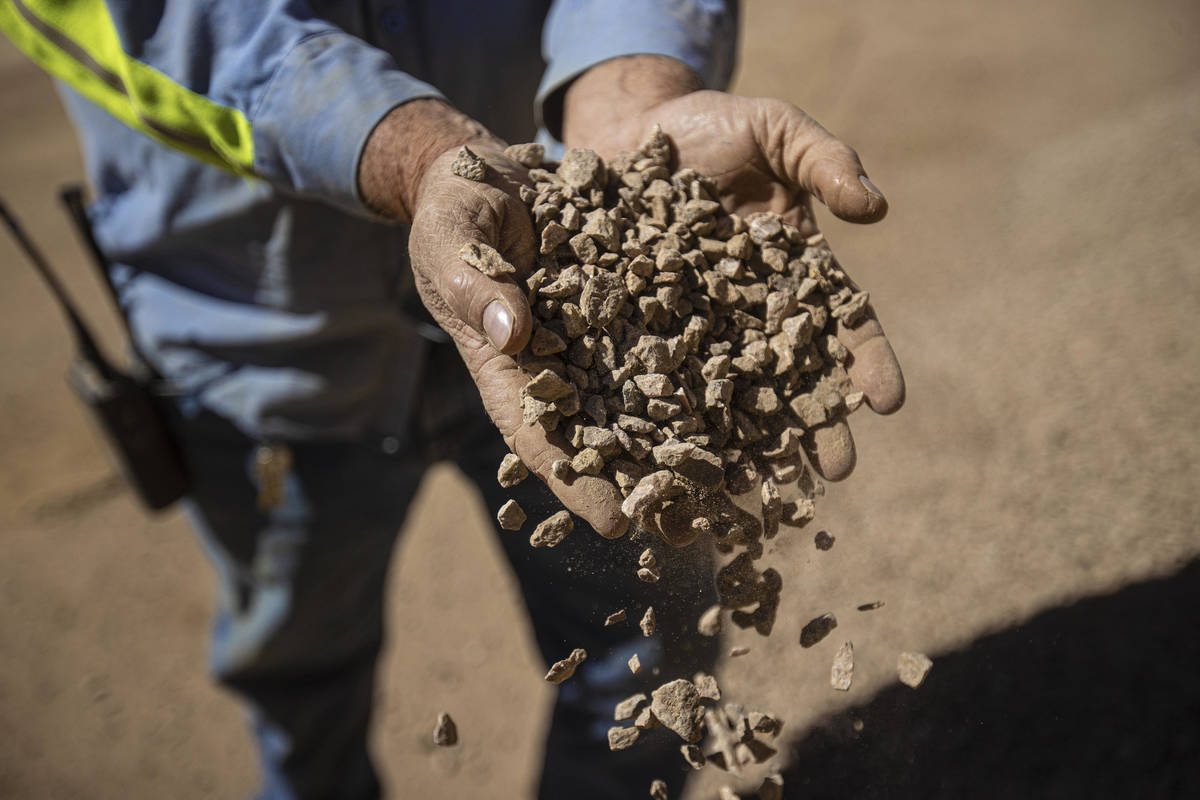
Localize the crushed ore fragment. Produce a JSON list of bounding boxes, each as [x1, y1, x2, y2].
[[637, 566, 661, 583], [496, 499, 526, 531], [607, 725, 640, 751], [857, 601, 885, 612], [550, 459, 571, 480], [747, 711, 782, 736], [433, 712, 458, 746], [640, 606, 656, 637], [799, 612, 838, 648], [697, 605, 722, 636], [758, 773, 784, 800], [503, 142, 544, 168], [814, 529, 835, 550], [614, 693, 647, 721], [650, 679, 705, 743], [898, 651, 933, 688], [604, 609, 627, 626], [496, 453, 528, 487], [458, 242, 514, 278], [530, 510, 573, 548], [830, 640, 854, 691], [544, 648, 587, 684], [450, 145, 487, 181], [649, 779, 668, 800], [693, 672, 721, 701], [680, 743, 706, 770], [635, 706, 659, 729], [628, 653, 642, 674]]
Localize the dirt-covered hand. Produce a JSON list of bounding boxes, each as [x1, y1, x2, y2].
[[564, 58, 905, 481], [406, 146, 629, 538]]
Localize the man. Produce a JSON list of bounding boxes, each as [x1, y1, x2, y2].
[[1, 1, 903, 797]]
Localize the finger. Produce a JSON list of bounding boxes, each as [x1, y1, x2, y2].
[[757, 99, 888, 224], [414, 189, 536, 355], [512, 422, 630, 539], [801, 419, 857, 482], [459, 342, 629, 539], [837, 311, 906, 415]]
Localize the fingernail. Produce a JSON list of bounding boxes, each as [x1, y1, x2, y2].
[[859, 174, 884, 198], [483, 300, 512, 349]]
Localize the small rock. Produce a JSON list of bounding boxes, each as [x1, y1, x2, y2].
[[571, 447, 605, 475], [634, 706, 659, 729], [607, 725, 640, 751], [615, 693, 648, 721], [831, 640, 854, 691], [694, 672, 721, 701], [497, 453, 528, 487], [650, 679, 705, 743], [504, 142, 544, 168], [718, 786, 741, 800], [638, 548, 657, 568], [524, 369, 573, 401], [831, 290, 870, 326], [747, 711, 782, 736], [604, 609, 627, 626], [530, 327, 567, 357], [680, 743, 706, 770], [636, 566, 661, 583], [697, 605, 722, 636], [559, 147, 604, 189], [758, 773, 784, 800], [628, 653, 642, 674], [799, 613, 838, 648], [450, 146, 487, 181], [621, 470, 675, 521], [729, 646, 750, 657], [857, 601, 885, 612], [433, 712, 458, 746], [814, 530, 835, 551], [544, 648, 587, 684], [496, 499, 526, 531], [457, 242, 514, 278], [898, 651, 933, 688], [550, 459, 571, 480], [530, 510, 573, 548], [633, 373, 674, 397], [649, 778, 669, 800], [640, 606, 656, 637]]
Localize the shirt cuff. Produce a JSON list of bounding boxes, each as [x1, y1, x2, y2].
[[536, 0, 738, 139], [252, 31, 445, 217]]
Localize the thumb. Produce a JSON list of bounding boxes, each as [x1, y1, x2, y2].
[[756, 99, 888, 224], [410, 184, 536, 355]]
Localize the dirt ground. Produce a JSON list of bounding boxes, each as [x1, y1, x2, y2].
[[2, 1, 1199, 798]]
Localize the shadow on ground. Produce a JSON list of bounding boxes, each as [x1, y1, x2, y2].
[[779, 560, 1200, 799]]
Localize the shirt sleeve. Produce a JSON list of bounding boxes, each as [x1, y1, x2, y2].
[[0, 0, 444, 216], [536, 0, 739, 139]]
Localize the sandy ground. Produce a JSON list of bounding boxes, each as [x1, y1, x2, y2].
[[2, 1, 1199, 798]]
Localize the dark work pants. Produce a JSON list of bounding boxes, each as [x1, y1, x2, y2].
[[172, 341, 718, 800]]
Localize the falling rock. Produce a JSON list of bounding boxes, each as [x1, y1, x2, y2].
[[831, 640, 854, 691], [530, 510, 574, 548], [898, 651, 933, 688], [650, 679, 705, 743], [433, 712, 458, 746], [496, 499, 526, 531], [545, 648, 587, 684]]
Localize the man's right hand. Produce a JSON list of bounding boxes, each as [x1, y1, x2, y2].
[[360, 100, 629, 539]]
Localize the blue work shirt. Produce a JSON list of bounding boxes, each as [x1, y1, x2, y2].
[[46, 0, 737, 442]]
